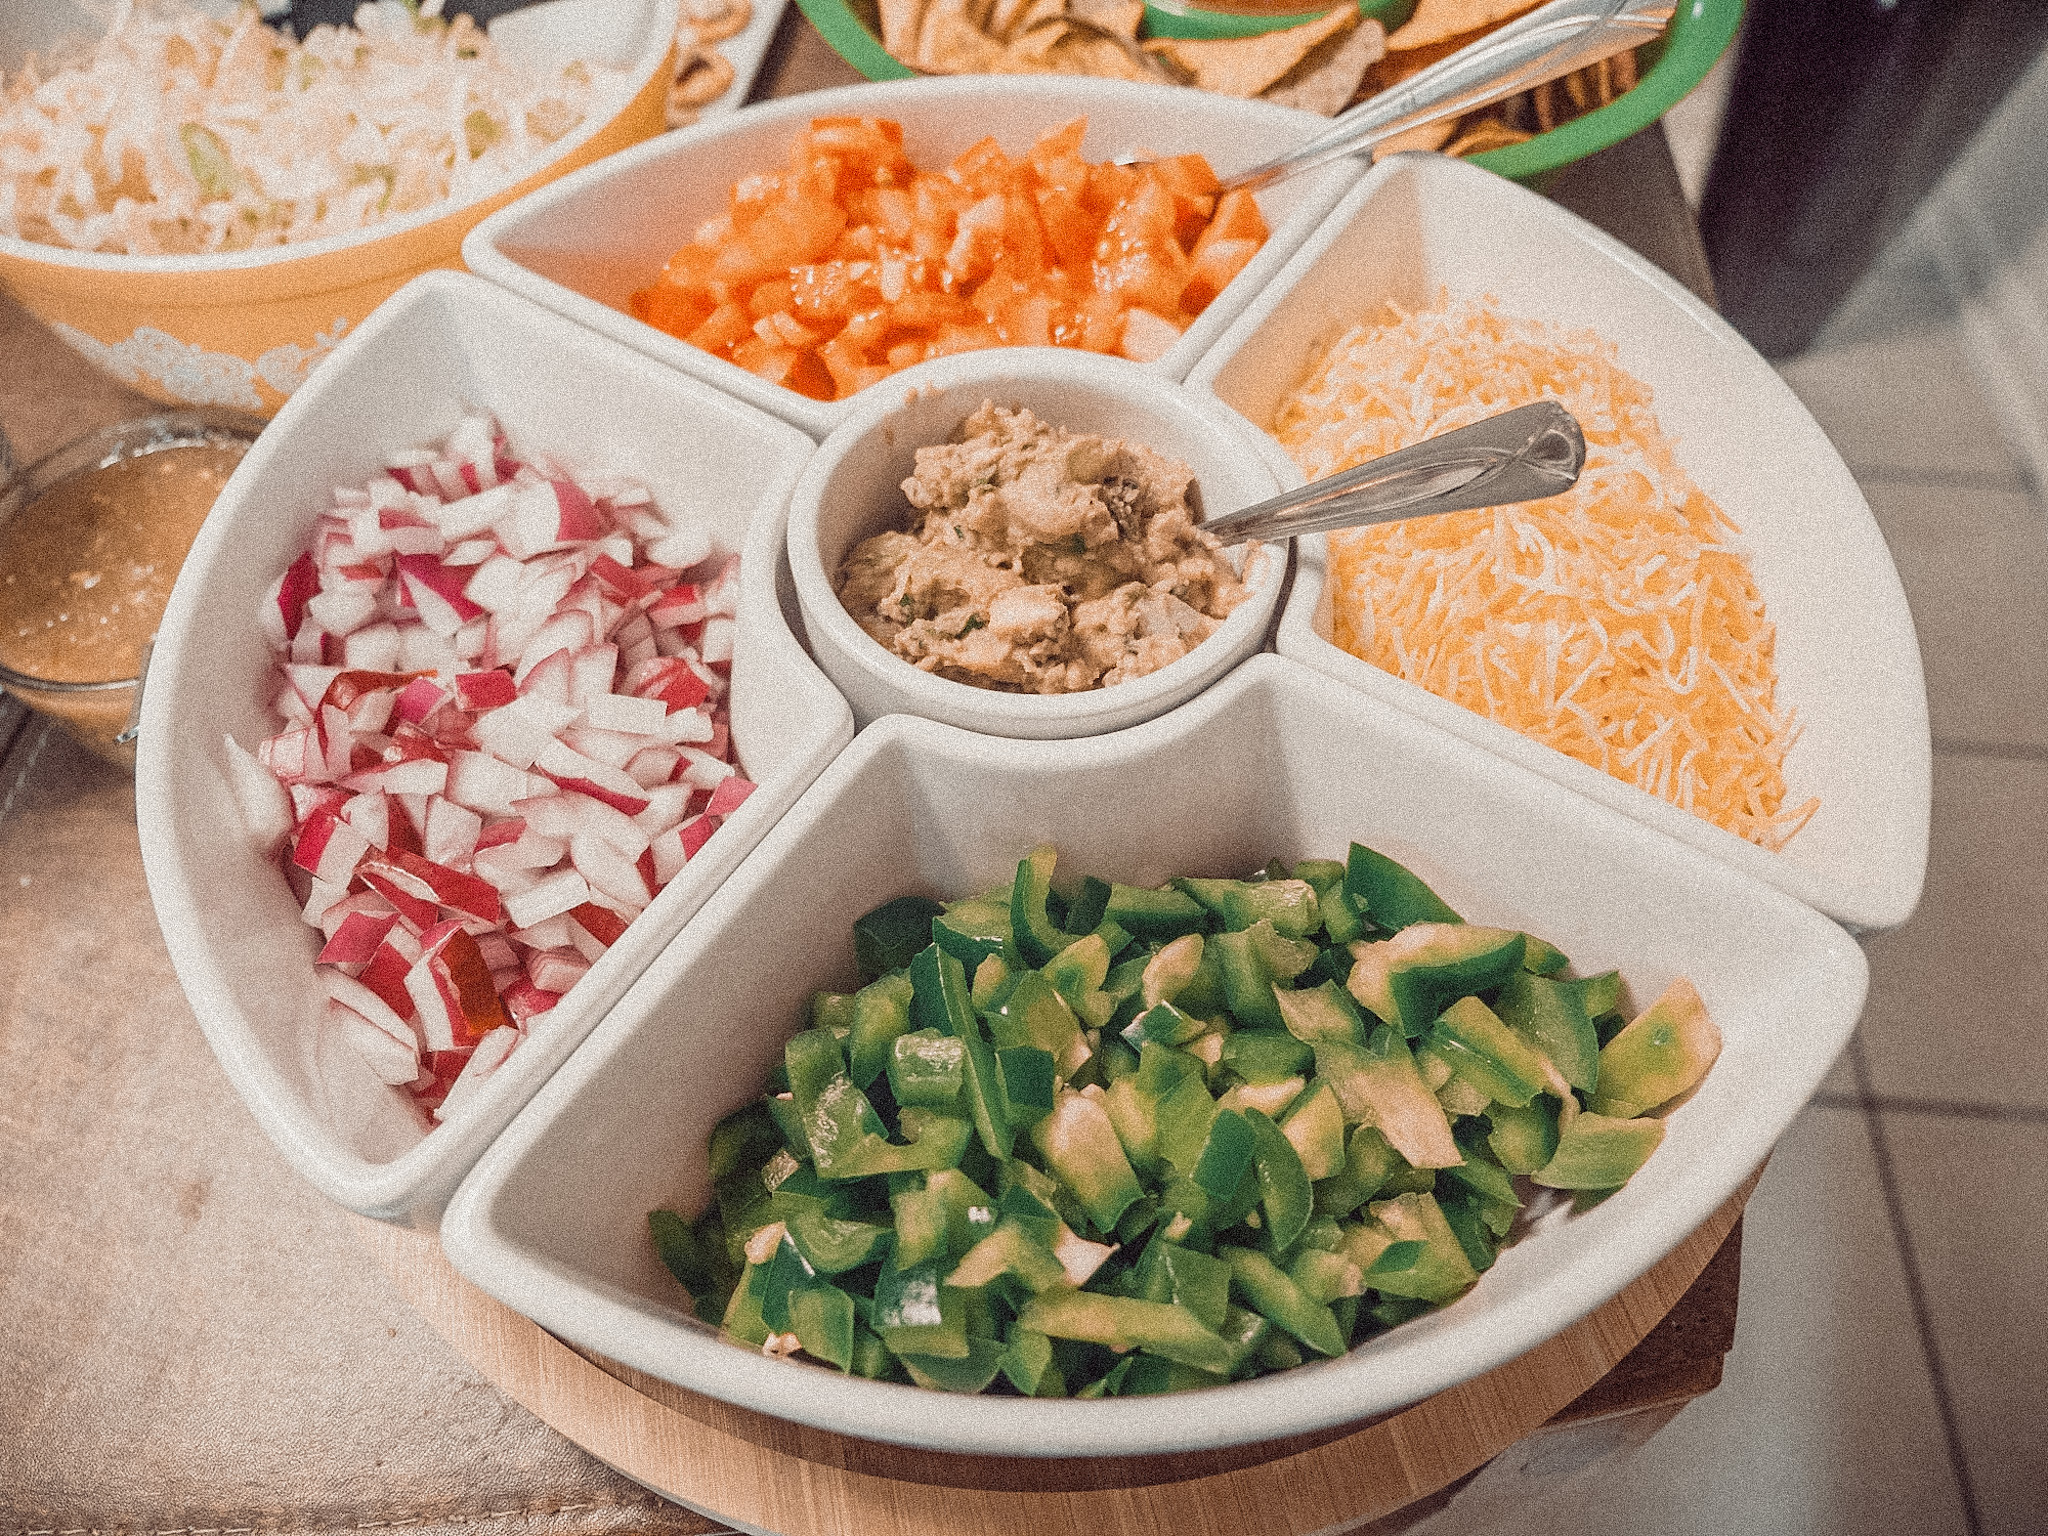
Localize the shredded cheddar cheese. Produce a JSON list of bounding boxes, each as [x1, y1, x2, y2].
[[1273, 294, 1816, 851]]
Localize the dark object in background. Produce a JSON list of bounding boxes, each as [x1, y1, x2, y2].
[[277, 0, 550, 36], [1700, 0, 2048, 359]]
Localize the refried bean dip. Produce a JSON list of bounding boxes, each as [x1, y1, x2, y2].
[[834, 403, 1251, 693], [0, 442, 244, 685]]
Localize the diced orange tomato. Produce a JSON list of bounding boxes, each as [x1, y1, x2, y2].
[[627, 116, 1268, 401]]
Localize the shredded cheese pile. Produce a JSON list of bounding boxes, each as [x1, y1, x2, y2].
[[1273, 294, 1816, 851], [0, 0, 619, 256]]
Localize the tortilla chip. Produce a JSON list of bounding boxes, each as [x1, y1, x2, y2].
[[1369, 118, 1456, 158], [1067, 0, 1144, 39], [1009, 23, 1160, 80], [1384, 0, 1540, 53], [1440, 116, 1531, 156], [1260, 16, 1385, 116], [1143, 4, 1356, 100]]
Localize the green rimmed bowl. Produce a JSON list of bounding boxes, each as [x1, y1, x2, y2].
[[788, 0, 1742, 181]]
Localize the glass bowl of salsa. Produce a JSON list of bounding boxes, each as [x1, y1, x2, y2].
[[0, 411, 258, 769]]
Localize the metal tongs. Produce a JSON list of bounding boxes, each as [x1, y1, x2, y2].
[[1219, 0, 1677, 194], [1204, 400, 1584, 546]]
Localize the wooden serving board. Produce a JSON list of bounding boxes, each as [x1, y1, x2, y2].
[[355, 1170, 1753, 1536]]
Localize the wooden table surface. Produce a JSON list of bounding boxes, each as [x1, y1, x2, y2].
[[0, 13, 1733, 1533]]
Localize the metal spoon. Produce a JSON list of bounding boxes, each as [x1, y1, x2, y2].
[[1203, 400, 1584, 546], [1218, 0, 1676, 195]]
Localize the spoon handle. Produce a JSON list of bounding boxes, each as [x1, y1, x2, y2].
[[1221, 0, 1677, 194], [1204, 401, 1585, 547]]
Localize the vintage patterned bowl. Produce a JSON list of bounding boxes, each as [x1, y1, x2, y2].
[[0, 0, 678, 417]]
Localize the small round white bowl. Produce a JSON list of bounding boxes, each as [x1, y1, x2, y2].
[[786, 347, 1296, 739]]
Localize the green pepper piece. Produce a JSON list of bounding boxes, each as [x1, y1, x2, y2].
[[720, 1256, 773, 1346], [1293, 858, 1367, 945], [788, 1284, 856, 1371], [1214, 1302, 1272, 1375], [1533, 1110, 1666, 1189], [986, 970, 1087, 1079], [1427, 995, 1567, 1109], [1121, 999, 1209, 1049], [1588, 979, 1721, 1119], [851, 1323, 900, 1381], [854, 894, 946, 982], [1486, 1097, 1561, 1175], [1273, 979, 1369, 1046], [1277, 1079, 1346, 1181], [1494, 971, 1600, 1095], [1439, 1142, 1520, 1211], [995, 1045, 1056, 1127], [1010, 846, 1070, 966], [933, 895, 1011, 970], [1244, 920, 1320, 985], [1289, 1246, 1364, 1305], [810, 991, 857, 1033], [871, 1259, 969, 1358], [1189, 1108, 1257, 1205], [1017, 1290, 1237, 1375], [945, 1217, 1069, 1293], [709, 1100, 787, 1182], [180, 122, 240, 199], [755, 1230, 822, 1333], [1311, 1123, 1404, 1218], [1243, 1108, 1312, 1253], [1104, 882, 1209, 939], [1219, 1029, 1314, 1085], [1209, 929, 1282, 1029], [999, 1326, 1057, 1396], [1031, 1090, 1143, 1234], [888, 1028, 966, 1111], [1343, 843, 1462, 930], [1042, 932, 1116, 1028], [1221, 1246, 1346, 1357], [847, 971, 916, 1089], [908, 943, 977, 1039], [1520, 933, 1571, 976], [649, 1208, 734, 1320], [1154, 1071, 1222, 1176], [785, 1204, 893, 1274], [1310, 1032, 1463, 1169], [1219, 879, 1320, 939], [1130, 1234, 1233, 1330], [1361, 1192, 1481, 1303], [1114, 1355, 1232, 1395], [970, 953, 1013, 1011]]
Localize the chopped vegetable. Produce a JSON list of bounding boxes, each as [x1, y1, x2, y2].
[[236, 412, 752, 1123], [0, 0, 623, 255], [628, 116, 1270, 400], [650, 843, 1719, 1395]]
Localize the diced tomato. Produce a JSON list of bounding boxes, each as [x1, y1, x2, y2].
[[631, 279, 713, 339]]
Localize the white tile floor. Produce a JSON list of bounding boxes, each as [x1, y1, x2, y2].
[[1489, 94, 2048, 1536]]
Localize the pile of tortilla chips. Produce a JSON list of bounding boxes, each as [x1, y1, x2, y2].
[[868, 0, 1643, 130]]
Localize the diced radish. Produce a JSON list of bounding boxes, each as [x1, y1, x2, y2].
[[570, 831, 651, 909], [706, 775, 756, 817], [245, 415, 747, 1123], [502, 866, 592, 929], [293, 809, 371, 887], [515, 790, 650, 857], [566, 901, 629, 947], [225, 735, 294, 854], [456, 670, 518, 711], [470, 694, 579, 770], [424, 796, 483, 868], [502, 981, 561, 1025], [584, 690, 666, 736], [432, 1025, 521, 1123], [319, 909, 400, 964], [332, 1000, 422, 1085], [526, 949, 590, 994]]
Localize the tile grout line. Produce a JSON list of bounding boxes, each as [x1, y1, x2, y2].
[[1930, 736, 2048, 765], [1849, 1034, 1987, 1536], [1838, 465, 2036, 495]]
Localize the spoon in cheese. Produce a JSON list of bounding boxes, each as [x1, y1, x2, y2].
[[1201, 400, 1585, 546]]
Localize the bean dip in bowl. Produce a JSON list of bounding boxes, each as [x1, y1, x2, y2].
[[788, 348, 1294, 739]]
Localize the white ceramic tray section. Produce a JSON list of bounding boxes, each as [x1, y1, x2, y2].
[[461, 75, 1367, 440], [441, 652, 1867, 1460], [136, 271, 852, 1224], [1185, 152, 1930, 934]]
